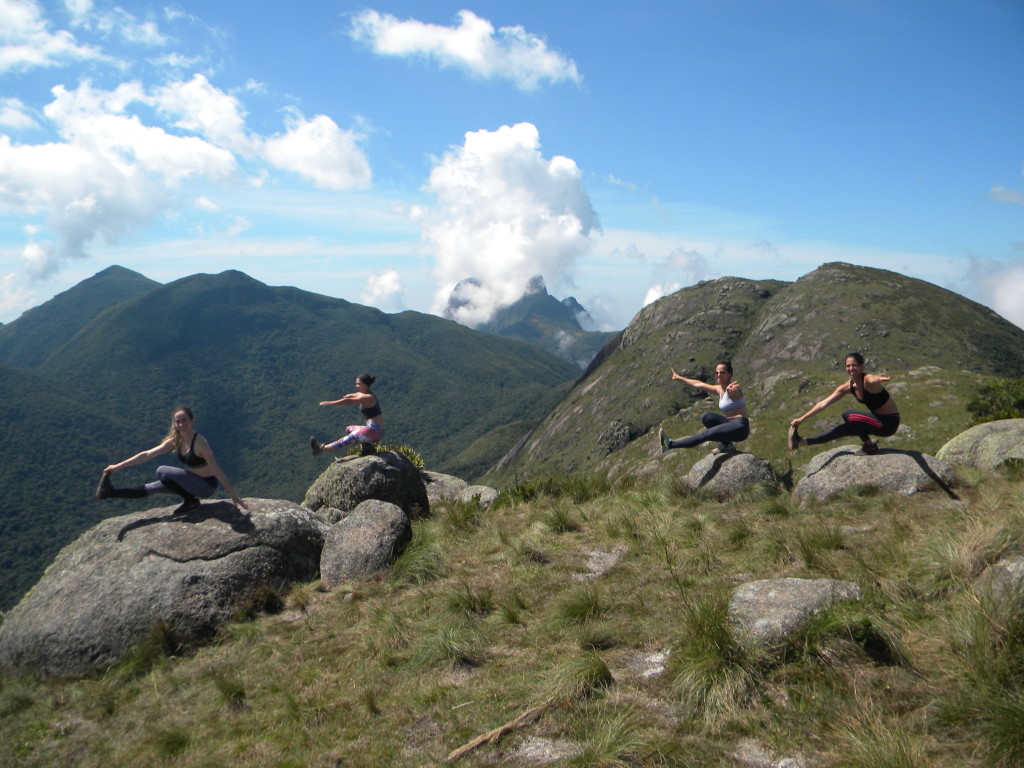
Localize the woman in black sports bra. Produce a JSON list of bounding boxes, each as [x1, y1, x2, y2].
[[95, 406, 247, 514], [787, 352, 900, 455], [310, 373, 384, 457]]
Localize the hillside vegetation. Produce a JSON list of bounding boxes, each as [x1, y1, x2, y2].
[[0, 268, 578, 610], [485, 262, 1024, 486], [2, 467, 1023, 767]]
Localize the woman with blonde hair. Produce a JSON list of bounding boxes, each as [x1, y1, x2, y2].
[[96, 406, 247, 514]]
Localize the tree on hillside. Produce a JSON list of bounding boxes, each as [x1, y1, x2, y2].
[[967, 378, 1024, 423]]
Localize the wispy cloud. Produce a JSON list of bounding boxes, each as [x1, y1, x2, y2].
[[0, 0, 106, 72], [989, 185, 1024, 206], [350, 9, 581, 91]]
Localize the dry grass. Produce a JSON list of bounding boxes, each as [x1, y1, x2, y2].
[[2, 473, 1023, 766]]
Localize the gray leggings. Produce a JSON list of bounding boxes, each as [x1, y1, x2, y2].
[[145, 466, 218, 499]]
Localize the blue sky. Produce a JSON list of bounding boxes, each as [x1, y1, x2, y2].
[[1, 0, 1022, 331]]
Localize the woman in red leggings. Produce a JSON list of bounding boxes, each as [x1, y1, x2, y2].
[[788, 352, 900, 455]]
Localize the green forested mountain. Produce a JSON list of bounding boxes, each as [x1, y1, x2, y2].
[[0, 265, 159, 367], [484, 262, 1024, 485], [0, 267, 578, 610]]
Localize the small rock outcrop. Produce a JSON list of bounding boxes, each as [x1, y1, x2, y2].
[[794, 447, 957, 504], [977, 556, 1024, 606], [685, 451, 776, 498], [320, 500, 411, 586], [422, 471, 469, 504], [303, 451, 429, 524], [936, 419, 1024, 472], [460, 484, 499, 507], [729, 577, 862, 653], [0, 499, 328, 677]]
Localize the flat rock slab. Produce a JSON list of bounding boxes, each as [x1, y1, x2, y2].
[[937, 419, 1024, 471], [0, 499, 327, 677], [729, 577, 861, 652], [794, 447, 957, 504]]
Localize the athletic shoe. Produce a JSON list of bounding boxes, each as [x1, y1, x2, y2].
[[310, 436, 324, 456], [720, 442, 736, 453], [659, 427, 670, 453], [787, 424, 801, 451], [360, 443, 377, 456], [861, 440, 878, 455], [95, 472, 113, 500], [172, 499, 201, 515]]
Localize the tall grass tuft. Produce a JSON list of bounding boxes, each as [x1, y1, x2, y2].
[[543, 501, 582, 533], [832, 705, 929, 768], [670, 588, 761, 727], [554, 584, 605, 626], [570, 707, 649, 767], [390, 523, 448, 585], [411, 620, 486, 669], [550, 650, 614, 702]]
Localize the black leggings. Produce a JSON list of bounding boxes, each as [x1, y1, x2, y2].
[[667, 413, 750, 449], [805, 411, 900, 445]]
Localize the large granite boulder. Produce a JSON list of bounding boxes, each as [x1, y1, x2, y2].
[[684, 451, 777, 498], [729, 578, 862, 653], [303, 451, 429, 523], [794, 447, 957, 505], [320, 500, 411, 586], [936, 419, 1024, 472], [0, 499, 328, 677]]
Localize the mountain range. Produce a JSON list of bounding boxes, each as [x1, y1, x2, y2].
[[446, 275, 618, 368], [0, 266, 580, 610]]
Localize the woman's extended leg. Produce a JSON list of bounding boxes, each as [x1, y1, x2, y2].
[[666, 413, 749, 450], [803, 411, 899, 447]]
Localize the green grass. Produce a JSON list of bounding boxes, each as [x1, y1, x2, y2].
[[3, 472, 1024, 766]]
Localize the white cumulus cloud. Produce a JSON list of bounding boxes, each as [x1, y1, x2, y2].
[[350, 9, 581, 91], [361, 266, 405, 312], [263, 111, 371, 191], [0, 74, 372, 278], [0, 0, 105, 72], [423, 122, 598, 326], [642, 247, 711, 306], [970, 257, 1024, 329]]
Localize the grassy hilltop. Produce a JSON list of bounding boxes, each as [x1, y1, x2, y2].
[[484, 262, 1024, 487], [2, 469, 1023, 767]]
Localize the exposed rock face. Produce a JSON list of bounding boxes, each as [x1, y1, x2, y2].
[[422, 471, 469, 504], [0, 499, 328, 677], [303, 451, 429, 523], [729, 578, 862, 652], [684, 451, 776, 498], [320, 500, 411, 586], [936, 419, 1024, 471], [794, 447, 957, 504]]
